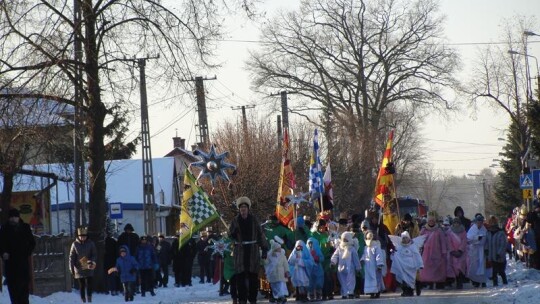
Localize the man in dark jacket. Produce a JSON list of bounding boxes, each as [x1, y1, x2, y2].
[[118, 223, 140, 257], [155, 233, 172, 287], [228, 197, 268, 304], [172, 234, 197, 287], [454, 206, 472, 232], [0, 208, 36, 304], [104, 232, 119, 295]]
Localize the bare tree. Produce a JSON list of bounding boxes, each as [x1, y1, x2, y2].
[[247, 0, 459, 207], [0, 0, 256, 289], [0, 88, 73, 223], [467, 18, 536, 213]]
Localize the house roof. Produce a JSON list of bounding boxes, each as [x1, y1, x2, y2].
[[2, 157, 177, 207]]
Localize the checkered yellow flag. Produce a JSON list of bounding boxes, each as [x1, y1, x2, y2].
[[179, 168, 219, 248]]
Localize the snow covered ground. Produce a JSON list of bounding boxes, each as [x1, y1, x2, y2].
[[1, 259, 539, 303]]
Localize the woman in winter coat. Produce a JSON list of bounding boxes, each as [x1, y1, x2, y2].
[[69, 227, 97, 303], [514, 211, 537, 268], [115, 245, 139, 302], [264, 239, 290, 304], [307, 237, 324, 301], [288, 240, 314, 302], [485, 216, 508, 286], [361, 231, 385, 298], [137, 235, 158, 297], [467, 214, 488, 287]]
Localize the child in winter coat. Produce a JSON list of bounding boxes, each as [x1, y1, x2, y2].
[[307, 237, 324, 301], [331, 231, 361, 299], [114, 245, 139, 302], [361, 231, 386, 298], [486, 216, 508, 286], [288, 240, 314, 302], [137, 235, 158, 297], [264, 239, 290, 304]]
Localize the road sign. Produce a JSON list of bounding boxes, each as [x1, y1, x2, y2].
[[533, 170, 540, 199], [520, 174, 533, 189], [109, 203, 123, 219], [523, 189, 533, 200]]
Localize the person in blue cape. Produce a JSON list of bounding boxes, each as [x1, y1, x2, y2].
[[307, 237, 324, 301], [288, 240, 314, 302]]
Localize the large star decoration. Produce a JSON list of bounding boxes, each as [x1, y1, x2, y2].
[[207, 238, 231, 257], [190, 144, 237, 193], [285, 192, 309, 209]]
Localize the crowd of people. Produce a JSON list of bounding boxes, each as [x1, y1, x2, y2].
[[3, 196, 538, 304]]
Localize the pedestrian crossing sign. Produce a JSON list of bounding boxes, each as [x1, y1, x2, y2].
[[520, 174, 533, 189]]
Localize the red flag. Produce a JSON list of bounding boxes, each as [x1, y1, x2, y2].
[[276, 129, 296, 226], [374, 130, 395, 207]]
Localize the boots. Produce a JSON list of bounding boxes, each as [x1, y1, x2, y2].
[[415, 281, 422, 296]]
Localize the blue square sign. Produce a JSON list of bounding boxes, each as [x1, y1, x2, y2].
[[109, 203, 123, 219], [521, 174, 533, 189]]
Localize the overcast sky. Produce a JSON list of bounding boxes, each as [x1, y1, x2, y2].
[[138, 0, 540, 177]]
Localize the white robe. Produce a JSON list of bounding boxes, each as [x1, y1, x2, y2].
[[331, 242, 361, 296], [467, 224, 487, 283], [390, 243, 423, 288], [361, 241, 386, 294]]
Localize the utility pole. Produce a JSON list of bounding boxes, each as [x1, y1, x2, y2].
[[138, 56, 159, 236], [277, 115, 282, 150], [270, 91, 295, 137], [73, 0, 85, 229], [183, 76, 216, 148], [231, 105, 255, 133]]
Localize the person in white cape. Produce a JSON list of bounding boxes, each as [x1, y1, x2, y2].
[[467, 214, 488, 287], [330, 231, 361, 299], [389, 231, 425, 296]]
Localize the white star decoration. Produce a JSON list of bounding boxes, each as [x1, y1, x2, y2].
[[207, 238, 231, 257], [285, 192, 309, 208], [190, 144, 237, 192]]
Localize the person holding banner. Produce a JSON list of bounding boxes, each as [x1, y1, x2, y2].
[[229, 197, 269, 304]]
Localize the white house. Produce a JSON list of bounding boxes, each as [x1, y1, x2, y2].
[[4, 157, 188, 236]]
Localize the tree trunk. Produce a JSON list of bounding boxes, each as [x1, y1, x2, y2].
[[0, 172, 14, 224], [83, 0, 107, 292]]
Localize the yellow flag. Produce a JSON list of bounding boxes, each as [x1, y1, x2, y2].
[[179, 168, 219, 248]]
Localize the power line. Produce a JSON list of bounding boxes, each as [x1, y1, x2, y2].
[[424, 138, 502, 147]]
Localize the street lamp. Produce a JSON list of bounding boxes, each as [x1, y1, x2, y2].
[[467, 174, 488, 216]]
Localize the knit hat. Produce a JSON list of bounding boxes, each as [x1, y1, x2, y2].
[[487, 215, 498, 227], [403, 213, 413, 222], [474, 214, 485, 222], [235, 196, 251, 208], [270, 239, 281, 251], [124, 223, 134, 232], [8, 208, 20, 218]]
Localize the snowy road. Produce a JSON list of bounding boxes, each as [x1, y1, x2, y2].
[[2, 260, 538, 303]]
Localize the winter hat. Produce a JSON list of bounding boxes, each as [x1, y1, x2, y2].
[[487, 215, 499, 227], [124, 223, 134, 232], [443, 218, 450, 226], [403, 213, 413, 222], [452, 217, 462, 225], [235, 196, 251, 208], [317, 219, 327, 227], [140, 235, 148, 241], [119, 247, 127, 253], [8, 208, 20, 218], [273, 235, 284, 245], [454, 206, 465, 217], [341, 231, 354, 243], [474, 214, 485, 222]]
